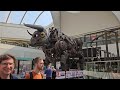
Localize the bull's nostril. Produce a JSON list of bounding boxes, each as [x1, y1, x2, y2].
[[29, 43, 32, 46]]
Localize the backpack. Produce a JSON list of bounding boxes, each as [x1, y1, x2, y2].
[[29, 72, 44, 79], [29, 72, 33, 79]]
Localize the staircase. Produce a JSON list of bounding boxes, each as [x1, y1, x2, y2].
[[81, 26, 120, 79]]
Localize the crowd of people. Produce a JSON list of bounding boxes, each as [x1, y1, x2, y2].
[[0, 53, 56, 79]]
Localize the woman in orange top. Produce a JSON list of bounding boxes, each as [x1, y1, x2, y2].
[[25, 57, 44, 79]]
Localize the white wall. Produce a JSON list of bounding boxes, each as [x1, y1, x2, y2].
[[0, 43, 45, 59], [0, 22, 53, 40], [61, 11, 120, 36], [0, 23, 37, 39]]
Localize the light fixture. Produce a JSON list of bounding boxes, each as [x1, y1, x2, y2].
[[66, 11, 81, 13]]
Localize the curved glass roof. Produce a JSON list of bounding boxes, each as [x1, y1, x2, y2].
[[0, 11, 53, 27]]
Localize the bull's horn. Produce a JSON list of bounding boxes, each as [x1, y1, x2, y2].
[[24, 23, 44, 32], [27, 30, 33, 36]]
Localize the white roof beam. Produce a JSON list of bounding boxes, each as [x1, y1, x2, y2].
[[51, 11, 61, 30]]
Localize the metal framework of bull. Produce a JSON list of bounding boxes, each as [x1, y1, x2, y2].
[[24, 24, 84, 71]]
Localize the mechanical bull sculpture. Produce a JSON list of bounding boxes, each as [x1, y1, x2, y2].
[[24, 24, 84, 70]]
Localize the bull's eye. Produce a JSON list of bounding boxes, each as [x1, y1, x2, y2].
[[41, 32, 45, 37]]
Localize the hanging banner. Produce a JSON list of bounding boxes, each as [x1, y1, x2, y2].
[[56, 70, 83, 79]]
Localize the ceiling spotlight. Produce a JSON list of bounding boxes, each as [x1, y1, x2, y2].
[[66, 11, 81, 13]]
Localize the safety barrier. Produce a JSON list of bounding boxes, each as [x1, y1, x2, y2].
[[56, 70, 83, 79], [83, 70, 120, 79]]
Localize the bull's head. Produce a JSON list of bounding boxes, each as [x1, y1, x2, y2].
[[49, 27, 58, 42], [24, 23, 48, 46]]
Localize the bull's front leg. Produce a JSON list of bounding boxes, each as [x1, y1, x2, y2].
[[60, 51, 69, 71], [78, 51, 84, 70]]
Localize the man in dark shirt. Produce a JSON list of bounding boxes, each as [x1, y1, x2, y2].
[[45, 63, 52, 79], [51, 66, 56, 79]]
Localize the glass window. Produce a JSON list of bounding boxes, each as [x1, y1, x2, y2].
[[21, 11, 42, 24], [35, 11, 53, 26], [0, 11, 53, 28], [7, 11, 26, 24], [0, 11, 10, 22]]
